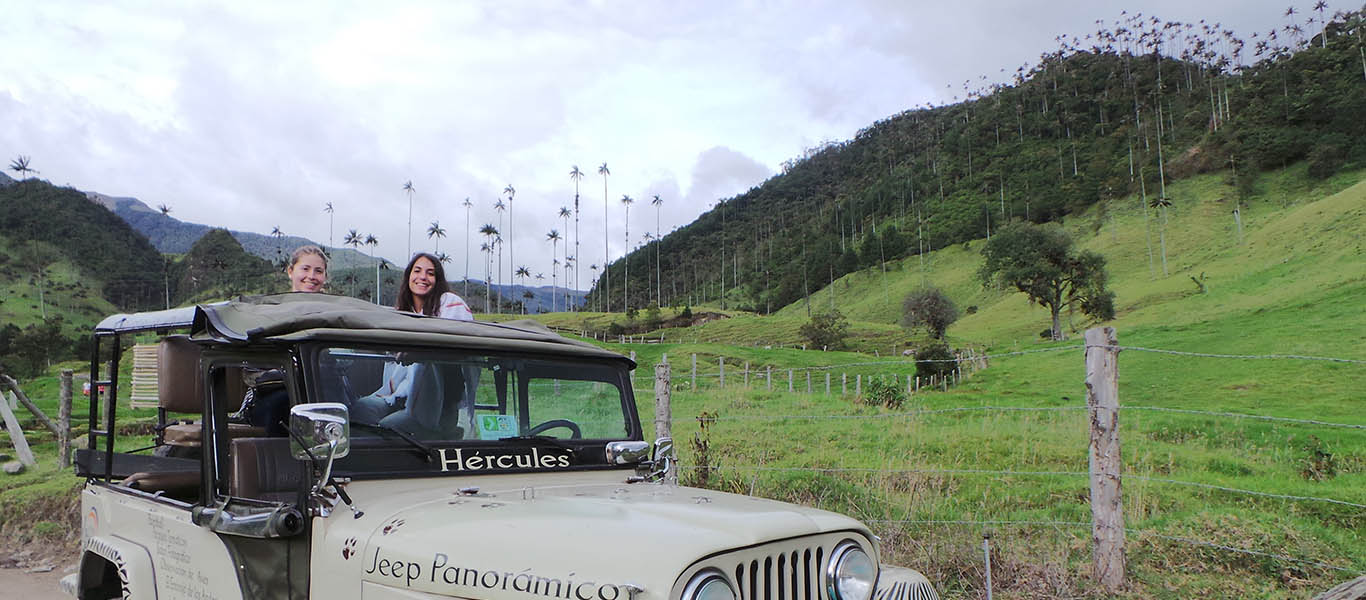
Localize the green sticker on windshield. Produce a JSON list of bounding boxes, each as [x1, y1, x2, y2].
[[478, 415, 519, 440]]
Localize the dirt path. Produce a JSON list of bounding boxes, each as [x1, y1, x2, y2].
[[0, 564, 74, 599]]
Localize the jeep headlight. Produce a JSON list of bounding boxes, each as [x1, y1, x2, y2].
[[826, 541, 876, 600], [682, 570, 734, 600]]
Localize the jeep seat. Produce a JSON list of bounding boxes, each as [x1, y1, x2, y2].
[[158, 335, 265, 446], [229, 438, 308, 503]]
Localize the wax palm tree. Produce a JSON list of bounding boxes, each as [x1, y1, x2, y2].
[[598, 162, 611, 312], [478, 224, 499, 312], [547, 230, 562, 312], [158, 203, 172, 216], [1312, 1, 1327, 47], [271, 226, 285, 267], [1150, 195, 1173, 277], [503, 184, 516, 304], [589, 264, 599, 312], [494, 199, 506, 298], [620, 194, 634, 312], [462, 197, 473, 297], [569, 165, 584, 296], [8, 155, 37, 187], [564, 255, 575, 310], [641, 233, 654, 302], [324, 202, 334, 250], [364, 234, 380, 303], [343, 229, 362, 296], [515, 266, 531, 314], [558, 206, 572, 286], [651, 194, 663, 306], [495, 234, 504, 310], [402, 180, 416, 259], [437, 252, 451, 266], [479, 242, 494, 313], [427, 220, 446, 254], [522, 290, 535, 314]]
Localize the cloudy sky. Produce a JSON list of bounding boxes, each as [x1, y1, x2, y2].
[[1, 0, 1297, 288]]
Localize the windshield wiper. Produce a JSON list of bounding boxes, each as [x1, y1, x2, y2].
[[352, 422, 436, 462], [497, 435, 578, 455]]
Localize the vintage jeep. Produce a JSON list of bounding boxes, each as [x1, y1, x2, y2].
[[66, 293, 938, 600]]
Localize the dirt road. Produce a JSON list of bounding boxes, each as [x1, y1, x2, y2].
[[0, 565, 74, 599]]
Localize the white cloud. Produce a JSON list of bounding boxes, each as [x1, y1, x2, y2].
[[0, 0, 1292, 290]]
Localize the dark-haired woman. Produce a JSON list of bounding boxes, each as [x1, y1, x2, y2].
[[351, 253, 472, 425], [396, 252, 471, 320]]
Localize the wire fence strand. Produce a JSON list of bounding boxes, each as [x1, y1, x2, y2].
[[865, 519, 1363, 575], [681, 465, 1366, 509]]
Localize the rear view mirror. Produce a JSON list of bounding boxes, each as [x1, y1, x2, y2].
[[605, 441, 650, 464], [290, 402, 350, 460]]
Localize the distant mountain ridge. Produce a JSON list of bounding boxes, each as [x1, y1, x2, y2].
[[86, 192, 377, 269]]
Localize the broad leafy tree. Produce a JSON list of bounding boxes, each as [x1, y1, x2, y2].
[[979, 222, 1114, 340], [900, 286, 959, 339], [799, 308, 850, 350]]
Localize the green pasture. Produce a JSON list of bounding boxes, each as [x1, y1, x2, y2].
[[2, 166, 1364, 598]]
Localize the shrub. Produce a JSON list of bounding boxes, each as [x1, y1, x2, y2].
[[861, 377, 906, 409], [799, 309, 849, 351], [914, 343, 956, 381]]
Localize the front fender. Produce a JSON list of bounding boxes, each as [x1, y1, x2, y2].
[[79, 534, 157, 600], [874, 565, 939, 600]]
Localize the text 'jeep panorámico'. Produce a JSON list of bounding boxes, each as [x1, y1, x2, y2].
[[67, 294, 938, 600]]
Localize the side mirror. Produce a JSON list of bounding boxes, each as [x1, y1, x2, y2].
[[605, 441, 650, 464], [289, 402, 350, 460], [652, 437, 676, 483]]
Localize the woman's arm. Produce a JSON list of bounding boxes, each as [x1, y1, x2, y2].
[[436, 292, 474, 321]]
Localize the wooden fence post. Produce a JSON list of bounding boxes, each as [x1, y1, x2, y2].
[[856, 374, 862, 396], [1085, 326, 1126, 592], [1, 374, 59, 435], [806, 371, 811, 394], [0, 391, 36, 468], [719, 358, 725, 388], [825, 372, 830, 395], [59, 370, 73, 468], [654, 360, 677, 485], [766, 366, 772, 391], [691, 354, 697, 390], [842, 373, 847, 394], [788, 369, 793, 392], [744, 362, 750, 388]]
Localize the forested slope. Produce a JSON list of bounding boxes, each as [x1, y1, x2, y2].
[[594, 8, 1366, 315]]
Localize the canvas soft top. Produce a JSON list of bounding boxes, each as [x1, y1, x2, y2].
[[97, 293, 629, 364]]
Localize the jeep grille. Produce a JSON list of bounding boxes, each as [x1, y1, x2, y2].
[[679, 533, 937, 600], [732, 545, 822, 600]]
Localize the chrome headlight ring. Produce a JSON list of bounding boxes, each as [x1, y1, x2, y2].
[[682, 569, 735, 600], [826, 540, 876, 600]]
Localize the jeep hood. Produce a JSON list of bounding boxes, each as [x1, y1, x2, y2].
[[328, 474, 869, 596]]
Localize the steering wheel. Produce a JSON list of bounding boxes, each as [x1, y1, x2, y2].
[[526, 419, 582, 439]]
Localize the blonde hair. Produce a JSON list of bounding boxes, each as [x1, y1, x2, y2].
[[287, 245, 328, 270]]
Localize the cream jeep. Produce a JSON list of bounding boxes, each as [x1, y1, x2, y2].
[[66, 294, 938, 600]]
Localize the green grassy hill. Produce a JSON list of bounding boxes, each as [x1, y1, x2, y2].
[[508, 165, 1366, 598]]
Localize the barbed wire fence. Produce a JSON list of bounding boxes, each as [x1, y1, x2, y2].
[[642, 327, 1366, 596]]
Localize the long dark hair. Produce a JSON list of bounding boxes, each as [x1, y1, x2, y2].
[[395, 253, 452, 316]]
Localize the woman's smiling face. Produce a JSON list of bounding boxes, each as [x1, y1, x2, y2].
[[408, 256, 438, 298], [288, 253, 327, 292]]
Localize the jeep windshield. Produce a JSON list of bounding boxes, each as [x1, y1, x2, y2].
[[308, 345, 641, 477]]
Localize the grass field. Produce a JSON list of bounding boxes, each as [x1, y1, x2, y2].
[[2, 165, 1363, 598]]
